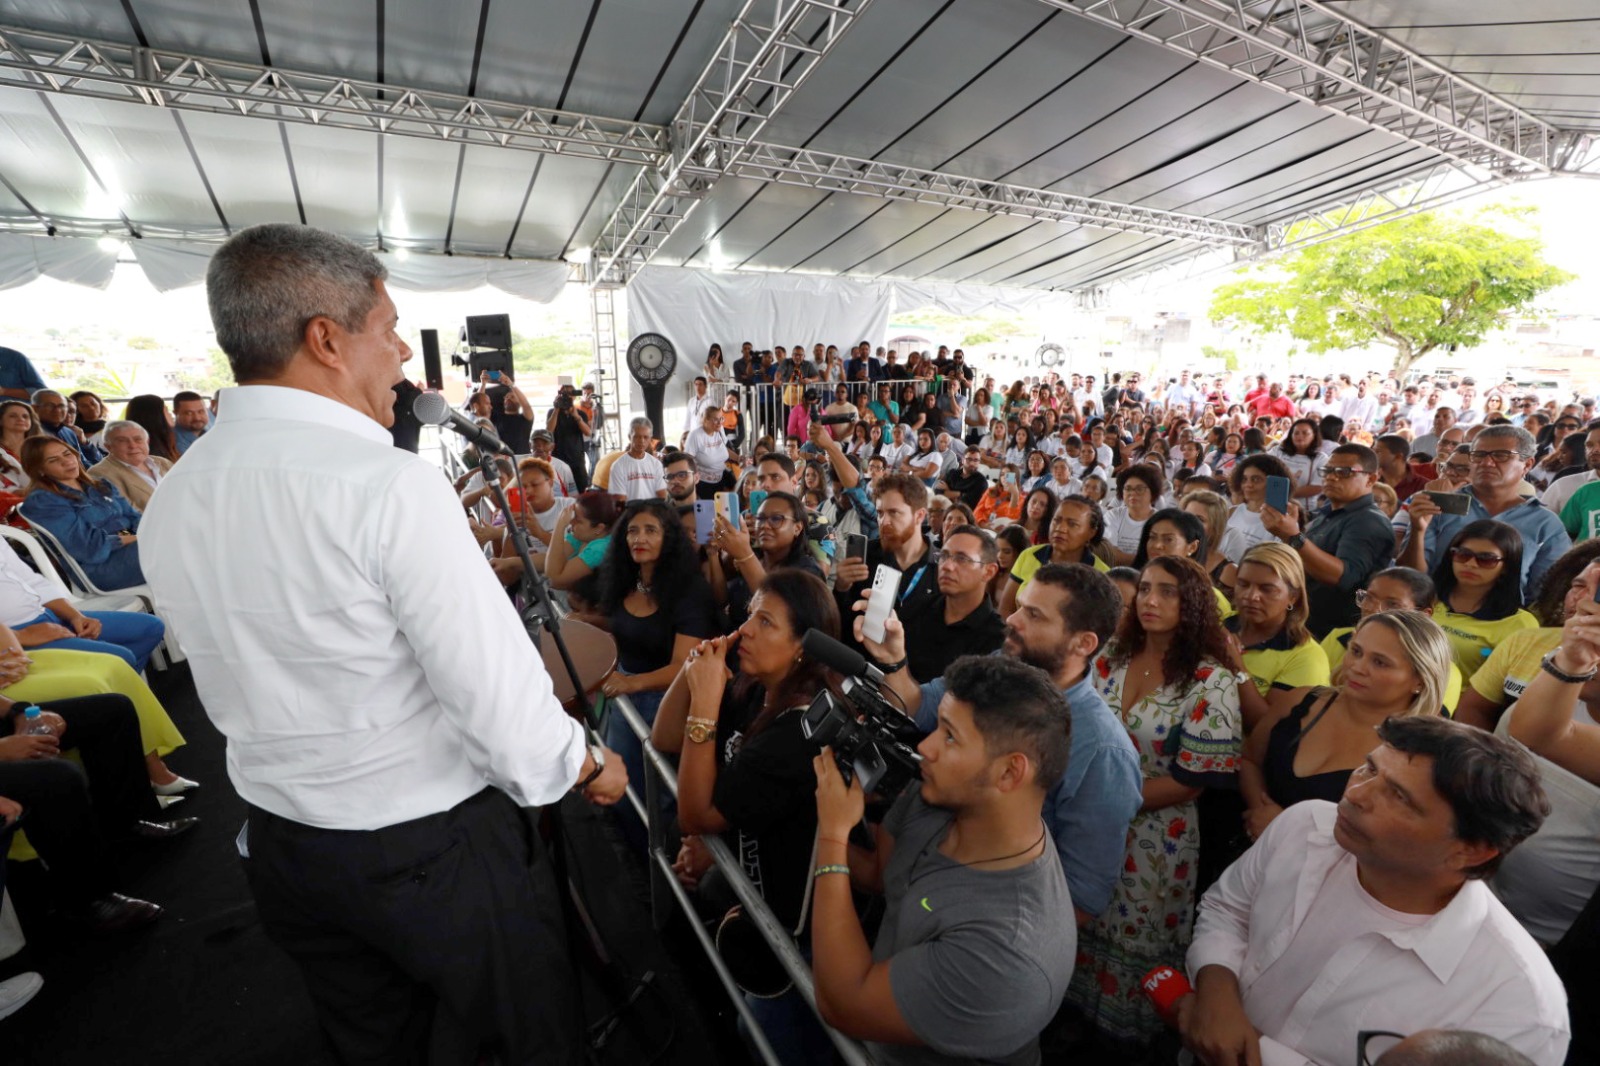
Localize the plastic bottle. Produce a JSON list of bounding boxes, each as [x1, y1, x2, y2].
[[18, 707, 51, 737]]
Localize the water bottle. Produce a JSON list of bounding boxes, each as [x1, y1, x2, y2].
[[18, 707, 51, 737]]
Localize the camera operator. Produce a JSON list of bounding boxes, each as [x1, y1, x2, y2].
[[809, 654, 1078, 1065], [547, 384, 592, 491]]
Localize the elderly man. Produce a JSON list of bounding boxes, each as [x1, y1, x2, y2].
[[31, 389, 103, 465], [89, 421, 173, 512]]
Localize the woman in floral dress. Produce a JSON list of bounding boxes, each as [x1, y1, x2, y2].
[[1065, 554, 1243, 1048]]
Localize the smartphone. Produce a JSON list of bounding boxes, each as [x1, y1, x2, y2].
[[1424, 490, 1471, 516], [1265, 475, 1291, 514], [748, 489, 769, 515], [846, 532, 868, 560], [715, 491, 741, 531], [862, 564, 902, 644], [694, 499, 716, 545], [488, 370, 502, 382]]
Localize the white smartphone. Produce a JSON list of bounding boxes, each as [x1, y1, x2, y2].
[[862, 564, 902, 645]]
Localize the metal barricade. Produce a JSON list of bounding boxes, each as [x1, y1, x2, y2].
[[741, 377, 936, 446], [606, 694, 877, 1066]]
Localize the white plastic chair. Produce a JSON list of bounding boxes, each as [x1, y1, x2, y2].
[[0, 525, 181, 668]]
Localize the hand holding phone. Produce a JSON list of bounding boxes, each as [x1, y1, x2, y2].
[[862, 564, 902, 644], [1265, 475, 1292, 514], [1423, 490, 1471, 516]]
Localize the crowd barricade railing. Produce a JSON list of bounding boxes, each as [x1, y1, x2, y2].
[[738, 378, 937, 446], [606, 694, 878, 1066]]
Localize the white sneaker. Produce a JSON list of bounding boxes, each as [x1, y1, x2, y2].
[[0, 971, 42, 1021]]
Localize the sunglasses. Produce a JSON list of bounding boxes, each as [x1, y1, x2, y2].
[[1451, 547, 1505, 567], [1320, 466, 1369, 479]]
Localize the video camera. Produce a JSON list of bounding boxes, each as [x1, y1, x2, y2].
[[799, 629, 923, 798]]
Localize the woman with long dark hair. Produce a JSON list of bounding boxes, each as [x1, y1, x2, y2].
[[708, 490, 823, 629], [704, 343, 727, 384], [1274, 417, 1325, 503], [122, 395, 179, 463], [1021, 448, 1051, 492], [18, 436, 145, 589], [1429, 519, 1538, 677], [1018, 486, 1057, 545], [998, 495, 1108, 615], [1131, 506, 1234, 620], [990, 524, 1031, 607], [545, 489, 623, 593], [1066, 555, 1241, 1049]]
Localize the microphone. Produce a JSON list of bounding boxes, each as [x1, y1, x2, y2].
[[1140, 965, 1193, 1022], [412, 392, 513, 456], [801, 629, 885, 685]]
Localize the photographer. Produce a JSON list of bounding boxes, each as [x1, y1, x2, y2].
[[479, 370, 534, 456], [809, 655, 1078, 1064], [546, 384, 592, 492]]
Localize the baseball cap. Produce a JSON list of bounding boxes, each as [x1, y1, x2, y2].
[[531, 429, 554, 443]]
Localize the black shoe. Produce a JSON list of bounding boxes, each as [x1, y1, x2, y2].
[[79, 893, 163, 934], [130, 817, 200, 840]]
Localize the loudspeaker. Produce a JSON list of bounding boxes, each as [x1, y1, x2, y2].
[[420, 329, 444, 391], [465, 313, 513, 351]]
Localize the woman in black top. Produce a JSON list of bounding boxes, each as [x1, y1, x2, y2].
[[597, 499, 721, 845], [1238, 610, 1450, 842], [652, 568, 842, 1066], [707, 491, 823, 629]]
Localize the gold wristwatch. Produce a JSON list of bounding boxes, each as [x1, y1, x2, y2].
[[685, 716, 718, 744]]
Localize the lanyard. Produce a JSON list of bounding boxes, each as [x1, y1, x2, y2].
[[898, 560, 930, 606]]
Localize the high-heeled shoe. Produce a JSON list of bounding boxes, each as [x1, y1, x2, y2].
[[152, 775, 200, 796]]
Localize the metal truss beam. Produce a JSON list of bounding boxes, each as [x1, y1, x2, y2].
[[0, 25, 668, 166], [716, 140, 1263, 245], [1034, 0, 1563, 174], [1264, 160, 1511, 251], [589, 0, 876, 286]]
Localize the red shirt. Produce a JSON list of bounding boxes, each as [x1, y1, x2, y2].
[[1248, 394, 1297, 420]]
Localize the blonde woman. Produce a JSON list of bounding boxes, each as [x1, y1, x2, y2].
[[1179, 489, 1237, 593], [1239, 610, 1449, 841]]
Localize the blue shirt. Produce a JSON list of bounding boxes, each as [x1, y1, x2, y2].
[[1421, 488, 1571, 602], [43, 423, 104, 466], [0, 346, 46, 394], [175, 426, 206, 454], [914, 666, 1142, 918]]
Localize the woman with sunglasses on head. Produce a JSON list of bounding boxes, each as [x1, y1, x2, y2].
[[708, 491, 823, 631], [1429, 519, 1538, 678]]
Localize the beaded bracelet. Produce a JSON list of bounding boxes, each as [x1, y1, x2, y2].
[[813, 864, 852, 879]]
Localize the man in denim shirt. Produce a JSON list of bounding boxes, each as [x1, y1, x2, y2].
[[860, 563, 1142, 922]]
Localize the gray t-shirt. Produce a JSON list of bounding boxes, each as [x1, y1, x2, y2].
[[870, 791, 1076, 1066]]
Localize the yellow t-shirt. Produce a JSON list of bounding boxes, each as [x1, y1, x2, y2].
[[1239, 629, 1330, 697], [1321, 627, 1463, 713], [1010, 543, 1110, 589], [1469, 626, 1564, 706], [1433, 607, 1539, 680]]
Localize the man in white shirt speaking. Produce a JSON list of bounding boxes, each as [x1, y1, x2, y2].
[[141, 224, 627, 1065], [1177, 715, 1566, 1066]]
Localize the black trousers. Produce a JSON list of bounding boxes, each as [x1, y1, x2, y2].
[[0, 693, 157, 906], [243, 788, 580, 1066]]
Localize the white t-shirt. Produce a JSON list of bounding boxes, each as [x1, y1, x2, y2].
[[1102, 507, 1149, 556], [1044, 477, 1082, 501], [684, 426, 730, 483], [1541, 469, 1598, 515], [879, 441, 914, 471], [523, 496, 576, 553], [1220, 504, 1272, 563], [608, 452, 667, 500]]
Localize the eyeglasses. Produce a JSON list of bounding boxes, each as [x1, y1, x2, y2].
[[664, 470, 694, 481], [1556, 422, 1581, 431], [753, 514, 793, 528], [1358, 1030, 1405, 1066], [1444, 462, 1473, 475], [939, 551, 986, 569], [1354, 590, 1411, 612], [1451, 547, 1505, 567], [1468, 449, 1522, 465], [1320, 466, 1369, 479]]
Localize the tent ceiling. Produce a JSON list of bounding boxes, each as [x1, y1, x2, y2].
[[0, 0, 1595, 293]]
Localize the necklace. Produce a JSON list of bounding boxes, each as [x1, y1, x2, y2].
[[635, 578, 653, 597], [910, 821, 1048, 888]]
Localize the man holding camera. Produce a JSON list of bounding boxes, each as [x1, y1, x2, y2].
[[547, 385, 592, 492], [809, 654, 1078, 1065]]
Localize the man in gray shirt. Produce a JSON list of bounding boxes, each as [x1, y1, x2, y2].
[[810, 655, 1077, 1065]]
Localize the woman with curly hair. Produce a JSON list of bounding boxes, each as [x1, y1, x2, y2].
[[1104, 464, 1164, 565], [594, 499, 722, 845], [1065, 555, 1242, 1049]]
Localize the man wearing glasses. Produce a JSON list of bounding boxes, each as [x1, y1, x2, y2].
[[1176, 717, 1565, 1066], [899, 525, 1005, 682], [1258, 443, 1395, 634], [1403, 426, 1571, 601]]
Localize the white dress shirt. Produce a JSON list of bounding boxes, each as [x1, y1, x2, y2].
[[0, 540, 71, 626], [1189, 801, 1569, 1066], [141, 385, 587, 831]]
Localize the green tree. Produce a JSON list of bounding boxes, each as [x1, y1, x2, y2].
[[126, 336, 159, 351], [1209, 206, 1573, 378]]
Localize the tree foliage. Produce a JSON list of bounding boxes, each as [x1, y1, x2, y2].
[[1208, 206, 1573, 377]]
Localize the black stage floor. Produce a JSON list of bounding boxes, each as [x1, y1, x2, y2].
[[0, 664, 739, 1066]]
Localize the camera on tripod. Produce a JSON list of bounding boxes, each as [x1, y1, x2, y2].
[[451, 313, 513, 380], [798, 630, 923, 797]]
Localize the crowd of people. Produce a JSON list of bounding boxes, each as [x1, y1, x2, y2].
[[0, 350, 217, 1022], [5, 262, 1600, 1066], [458, 353, 1600, 1066]]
